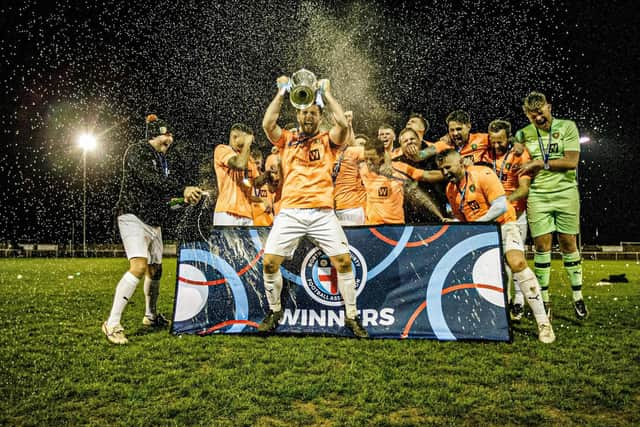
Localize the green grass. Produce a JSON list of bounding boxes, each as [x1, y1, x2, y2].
[[0, 258, 638, 426]]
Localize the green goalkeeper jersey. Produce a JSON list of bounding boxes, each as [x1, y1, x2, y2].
[[515, 118, 580, 195]]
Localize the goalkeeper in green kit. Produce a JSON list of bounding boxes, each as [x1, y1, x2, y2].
[[515, 91, 587, 320]]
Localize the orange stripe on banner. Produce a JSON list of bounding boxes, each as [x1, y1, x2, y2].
[[237, 249, 265, 276], [198, 319, 260, 335], [179, 277, 226, 286], [401, 301, 427, 339], [443, 283, 503, 294], [401, 282, 503, 337], [179, 248, 265, 287], [369, 225, 450, 247]]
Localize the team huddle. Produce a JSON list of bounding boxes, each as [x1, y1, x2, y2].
[[102, 76, 587, 345]]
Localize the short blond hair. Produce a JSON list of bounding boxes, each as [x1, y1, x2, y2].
[[523, 91, 548, 112]]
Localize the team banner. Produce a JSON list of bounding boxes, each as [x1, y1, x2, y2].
[[171, 224, 511, 341]]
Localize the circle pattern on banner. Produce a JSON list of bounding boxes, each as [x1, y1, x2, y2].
[[472, 247, 505, 307], [300, 246, 368, 306], [175, 263, 209, 321]]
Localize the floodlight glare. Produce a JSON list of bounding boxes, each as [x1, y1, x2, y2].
[[77, 133, 97, 151], [579, 136, 590, 144]]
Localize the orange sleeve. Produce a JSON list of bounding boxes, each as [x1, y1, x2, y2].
[[393, 161, 432, 181], [214, 145, 236, 168], [272, 129, 291, 149], [434, 140, 452, 153]]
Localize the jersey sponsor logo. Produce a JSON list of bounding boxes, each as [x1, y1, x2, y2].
[[467, 200, 481, 211], [552, 131, 560, 139], [300, 246, 368, 307], [378, 186, 389, 197], [309, 149, 321, 161], [259, 189, 268, 198], [549, 143, 559, 153]]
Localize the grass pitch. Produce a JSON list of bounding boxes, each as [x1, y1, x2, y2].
[[0, 258, 638, 426]]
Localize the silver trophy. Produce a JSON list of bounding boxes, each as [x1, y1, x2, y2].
[[289, 68, 318, 110]]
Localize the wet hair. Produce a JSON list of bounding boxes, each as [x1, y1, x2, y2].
[[399, 127, 419, 140], [523, 91, 548, 112], [408, 112, 429, 132], [435, 148, 460, 165], [488, 119, 512, 137], [445, 110, 471, 125], [378, 123, 395, 132], [364, 136, 385, 156], [230, 123, 253, 135]]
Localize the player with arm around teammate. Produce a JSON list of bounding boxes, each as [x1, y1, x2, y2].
[[436, 148, 555, 343]]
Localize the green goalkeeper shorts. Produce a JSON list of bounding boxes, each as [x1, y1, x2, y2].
[[526, 186, 580, 238]]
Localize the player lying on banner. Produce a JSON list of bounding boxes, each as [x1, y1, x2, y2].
[[482, 119, 533, 321], [436, 148, 556, 343], [257, 72, 368, 338], [361, 133, 445, 224], [103, 114, 204, 345]]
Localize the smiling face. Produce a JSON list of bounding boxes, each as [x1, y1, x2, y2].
[[447, 120, 471, 148], [525, 103, 553, 131], [296, 104, 322, 135], [437, 152, 465, 183], [377, 127, 395, 149], [489, 129, 510, 154]]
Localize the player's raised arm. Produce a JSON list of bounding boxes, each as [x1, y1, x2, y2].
[[318, 79, 349, 146], [262, 76, 289, 144]]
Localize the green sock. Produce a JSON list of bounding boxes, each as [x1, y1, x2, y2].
[[563, 251, 583, 301], [534, 251, 551, 303]]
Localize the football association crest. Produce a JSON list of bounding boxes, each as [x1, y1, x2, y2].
[[300, 246, 367, 306]]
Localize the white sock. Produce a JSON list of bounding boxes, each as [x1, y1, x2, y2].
[[144, 276, 160, 318], [107, 272, 140, 327], [514, 267, 549, 325], [572, 290, 584, 301], [337, 271, 357, 319], [263, 271, 283, 312]]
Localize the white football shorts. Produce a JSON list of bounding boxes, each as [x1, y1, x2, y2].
[[118, 214, 163, 264], [264, 208, 350, 257], [213, 212, 254, 226], [501, 221, 526, 254], [336, 206, 366, 226]]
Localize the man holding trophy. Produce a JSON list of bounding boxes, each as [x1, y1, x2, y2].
[[258, 69, 368, 338]]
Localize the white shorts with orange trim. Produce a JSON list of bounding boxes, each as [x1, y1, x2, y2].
[[264, 208, 350, 257], [118, 214, 163, 264]]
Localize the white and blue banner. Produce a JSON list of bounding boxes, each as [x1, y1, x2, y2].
[[171, 224, 511, 341]]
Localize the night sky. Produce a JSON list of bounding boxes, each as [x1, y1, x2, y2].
[[1, 0, 638, 245]]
